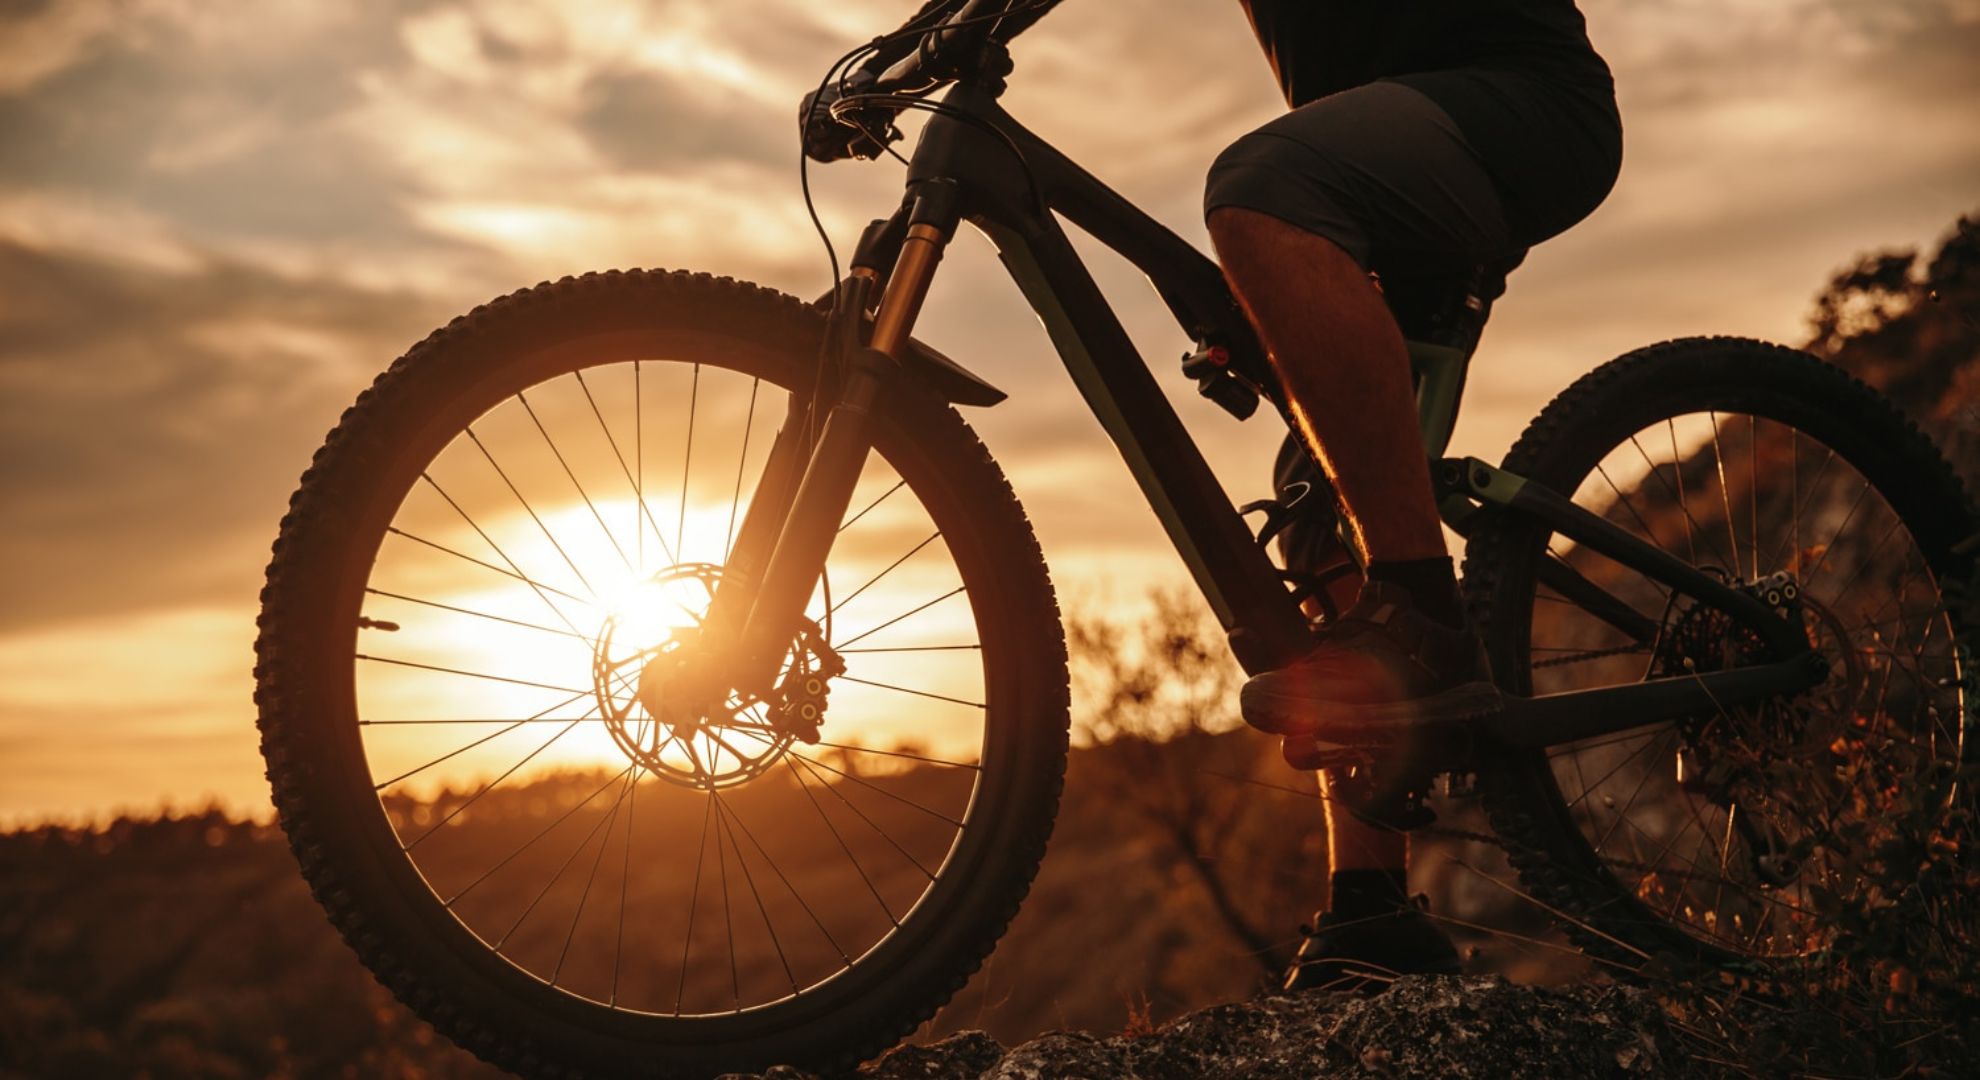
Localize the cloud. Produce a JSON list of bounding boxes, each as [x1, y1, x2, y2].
[[0, 237, 452, 632], [0, 0, 116, 95], [577, 68, 789, 171], [0, 0, 886, 644], [2, 0, 1978, 820]]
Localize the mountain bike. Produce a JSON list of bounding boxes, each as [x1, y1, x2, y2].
[[254, 3, 1977, 1076]]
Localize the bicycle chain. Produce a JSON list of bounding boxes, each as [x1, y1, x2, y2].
[[1332, 608, 1761, 880], [1532, 642, 1651, 669], [1412, 817, 1726, 881], [1419, 628, 1722, 881]]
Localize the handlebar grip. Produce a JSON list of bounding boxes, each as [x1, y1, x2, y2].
[[878, 0, 1015, 90]]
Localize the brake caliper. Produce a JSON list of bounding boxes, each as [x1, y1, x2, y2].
[[771, 620, 843, 744]]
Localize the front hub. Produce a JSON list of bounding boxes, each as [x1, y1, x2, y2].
[[591, 563, 838, 791]]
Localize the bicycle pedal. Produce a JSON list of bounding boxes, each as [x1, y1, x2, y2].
[[1328, 762, 1440, 831], [1281, 737, 1368, 772]]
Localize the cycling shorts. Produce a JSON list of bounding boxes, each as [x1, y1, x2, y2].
[[1203, 71, 1621, 275]]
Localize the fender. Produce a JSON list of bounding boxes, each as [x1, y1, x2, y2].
[[809, 287, 1008, 407], [900, 333, 1006, 407]]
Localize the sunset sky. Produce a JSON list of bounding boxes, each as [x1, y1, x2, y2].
[[2, 0, 1977, 824]]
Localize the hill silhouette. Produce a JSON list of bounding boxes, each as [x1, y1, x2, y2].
[[0, 722, 1557, 1078]]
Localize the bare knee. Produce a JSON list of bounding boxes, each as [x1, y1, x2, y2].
[[1208, 203, 1370, 294], [1204, 130, 1372, 271], [1206, 205, 1285, 252]]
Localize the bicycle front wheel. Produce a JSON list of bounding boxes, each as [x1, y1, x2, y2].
[[1464, 337, 1974, 970], [254, 270, 1069, 1077]]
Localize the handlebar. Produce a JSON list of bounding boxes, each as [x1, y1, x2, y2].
[[868, 0, 1054, 94], [803, 0, 1056, 164]]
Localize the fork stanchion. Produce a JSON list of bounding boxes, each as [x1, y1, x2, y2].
[[734, 188, 961, 690]]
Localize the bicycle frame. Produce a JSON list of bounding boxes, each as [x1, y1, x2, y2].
[[715, 74, 1825, 753]]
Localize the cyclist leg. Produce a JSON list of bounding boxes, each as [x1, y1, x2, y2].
[[1205, 73, 1620, 991], [1208, 79, 1512, 741], [1207, 72, 1618, 739]]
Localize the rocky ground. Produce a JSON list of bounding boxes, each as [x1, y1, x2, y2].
[[722, 976, 1697, 1080]]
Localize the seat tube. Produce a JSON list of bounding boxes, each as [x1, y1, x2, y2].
[[735, 184, 960, 687]]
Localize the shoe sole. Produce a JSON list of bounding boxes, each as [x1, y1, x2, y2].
[[1249, 681, 1504, 762]]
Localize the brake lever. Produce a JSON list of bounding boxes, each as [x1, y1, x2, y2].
[[802, 69, 905, 163]]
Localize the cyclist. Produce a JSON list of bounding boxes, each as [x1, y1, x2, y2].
[[807, 0, 1622, 993]]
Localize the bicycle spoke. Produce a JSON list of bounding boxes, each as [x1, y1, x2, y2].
[[383, 526, 590, 613], [829, 531, 942, 616], [575, 368, 676, 568], [724, 377, 762, 561], [1628, 432, 1736, 571], [839, 479, 905, 533], [782, 745, 966, 828], [715, 787, 850, 968], [1748, 414, 1761, 576], [365, 588, 590, 643], [837, 643, 981, 654], [636, 361, 643, 572], [834, 674, 983, 710], [1587, 729, 1677, 854], [448, 762, 632, 909], [675, 794, 714, 1016], [1592, 462, 1666, 549], [611, 764, 638, 1007], [518, 390, 635, 576], [713, 792, 800, 998], [785, 753, 939, 881], [1665, 419, 1697, 564], [370, 688, 591, 789], [1563, 727, 1671, 813], [402, 716, 587, 851], [1546, 724, 1666, 760], [361, 717, 612, 725], [1712, 802, 1738, 926], [784, 757, 900, 926], [678, 363, 698, 561], [414, 476, 590, 635], [466, 427, 598, 599], [1788, 430, 1800, 576], [834, 586, 967, 650], [1800, 475, 1876, 587], [552, 767, 641, 985], [808, 741, 980, 770], [497, 765, 639, 952], [1819, 513, 1909, 611], [1709, 411, 1741, 580], [712, 788, 739, 1011], [357, 654, 593, 698]]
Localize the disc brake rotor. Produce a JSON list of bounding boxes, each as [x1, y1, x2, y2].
[[590, 563, 840, 791], [1650, 570, 1864, 888]]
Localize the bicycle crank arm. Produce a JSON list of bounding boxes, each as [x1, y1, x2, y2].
[[1483, 654, 1828, 751]]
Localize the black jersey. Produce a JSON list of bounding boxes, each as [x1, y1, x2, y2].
[[1239, 0, 1614, 106]]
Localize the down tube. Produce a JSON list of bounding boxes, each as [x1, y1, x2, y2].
[[977, 215, 1312, 675]]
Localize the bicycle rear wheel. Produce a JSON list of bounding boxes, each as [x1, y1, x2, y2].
[[254, 270, 1069, 1077], [1464, 337, 1974, 968]]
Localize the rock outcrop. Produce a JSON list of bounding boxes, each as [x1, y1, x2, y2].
[[725, 976, 1698, 1080]]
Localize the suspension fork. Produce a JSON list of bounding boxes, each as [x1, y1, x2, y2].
[[719, 185, 960, 692]]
